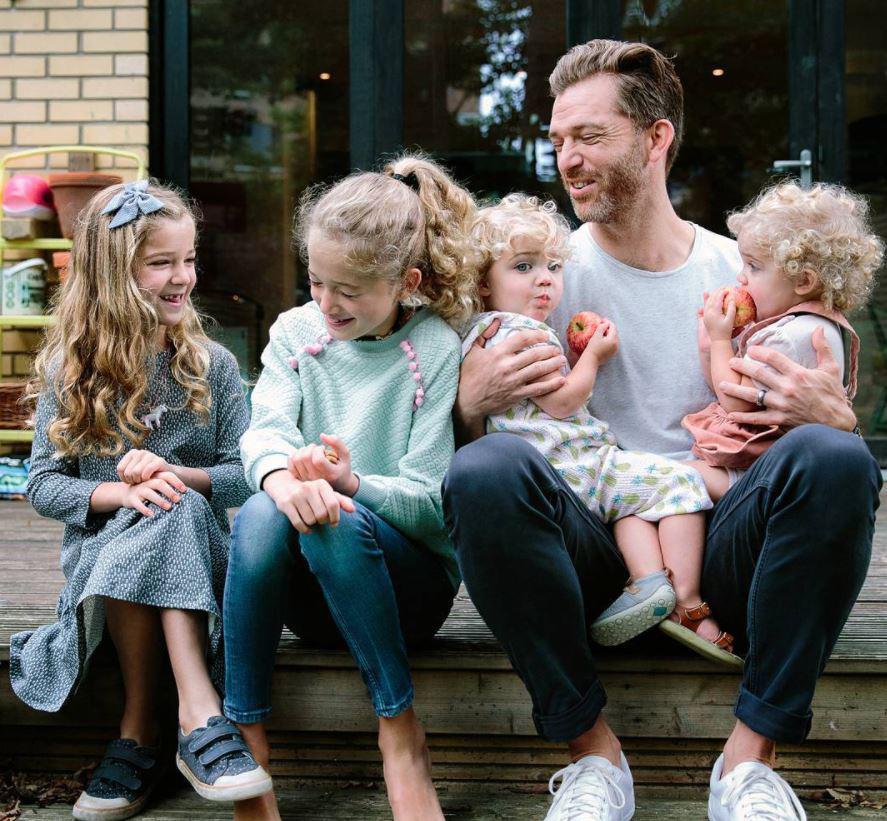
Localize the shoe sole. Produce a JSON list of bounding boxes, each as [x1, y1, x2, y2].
[[72, 790, 151, 821], [175, 754, 273, 802], [659, 619, 744, 668], [590, 583, 676, 646]]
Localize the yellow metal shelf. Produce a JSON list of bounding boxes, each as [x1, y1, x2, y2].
[[0, 429, 33, 444], [1, 238, 72, 251], [0, 315, 55, 329]]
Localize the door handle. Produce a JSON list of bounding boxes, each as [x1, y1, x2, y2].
[[770, 149, 813, 188]]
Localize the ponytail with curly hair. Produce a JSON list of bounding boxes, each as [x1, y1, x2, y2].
[[295, 152, 481, 327], [28, 180, 213, 458]]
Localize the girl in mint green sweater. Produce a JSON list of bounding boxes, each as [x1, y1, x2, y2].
[[224, 154, 480, 820]]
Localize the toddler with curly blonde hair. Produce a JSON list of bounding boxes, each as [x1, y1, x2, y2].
[[462, 194, 745, 665], [685, 181, 884, 500]]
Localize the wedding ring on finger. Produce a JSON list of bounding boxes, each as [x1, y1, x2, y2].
[[755, 388, 768, 408]]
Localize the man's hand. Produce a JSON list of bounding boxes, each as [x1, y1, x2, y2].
[[455, 318, 566, 439], [720, 327, 856, 431], [263, 469, 356, 534]]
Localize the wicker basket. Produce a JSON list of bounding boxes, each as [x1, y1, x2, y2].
[[0, 381, 31, 429]]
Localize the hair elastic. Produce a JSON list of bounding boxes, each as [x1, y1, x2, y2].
[[391, 172, 421, 193]]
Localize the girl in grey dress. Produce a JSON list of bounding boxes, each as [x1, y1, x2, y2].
[[9, 181, 271, 820]]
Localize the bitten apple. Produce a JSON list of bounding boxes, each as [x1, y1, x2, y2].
[[567, 311, 603, 355], [726, 286, 757, 327]]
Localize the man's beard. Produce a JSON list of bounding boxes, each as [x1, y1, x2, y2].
[[565, 138, 646, 225]]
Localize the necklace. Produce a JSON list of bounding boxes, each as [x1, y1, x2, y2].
[[357, 305, 416, 342]]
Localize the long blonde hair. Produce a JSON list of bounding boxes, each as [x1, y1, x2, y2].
[[29, 181, 213, 458], [295, 152, 481, 326]]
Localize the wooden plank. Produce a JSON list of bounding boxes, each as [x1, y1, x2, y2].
[[10, 784, 887, 819]]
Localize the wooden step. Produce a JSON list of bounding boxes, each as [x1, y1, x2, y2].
[[9, 781, 887, 820]]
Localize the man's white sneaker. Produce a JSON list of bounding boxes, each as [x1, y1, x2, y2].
[[544, 752, 635, 820], [708, 754, 806, 821]]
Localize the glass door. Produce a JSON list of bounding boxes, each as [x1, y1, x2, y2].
[[188, 0, 349, 374]]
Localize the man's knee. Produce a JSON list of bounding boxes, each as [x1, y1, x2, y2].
[[443, 433, 546, 515], [770, 425, 881, 507]]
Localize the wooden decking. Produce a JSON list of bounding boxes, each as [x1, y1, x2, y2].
[[2, 491, 887, 807]]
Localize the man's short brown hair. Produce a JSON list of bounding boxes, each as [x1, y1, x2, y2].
[[549, 39, 684, 173]]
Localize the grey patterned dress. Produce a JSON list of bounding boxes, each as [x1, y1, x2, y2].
[[10, 342, 251, 712]]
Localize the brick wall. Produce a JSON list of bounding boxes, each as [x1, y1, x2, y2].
[[0, 0, 149, 175], [0, 0, 149, 384]]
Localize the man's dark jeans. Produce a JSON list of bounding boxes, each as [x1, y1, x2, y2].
[[442, 425, 881, 743]]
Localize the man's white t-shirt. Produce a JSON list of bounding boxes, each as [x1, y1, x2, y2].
[[549, 223, 742, 461]]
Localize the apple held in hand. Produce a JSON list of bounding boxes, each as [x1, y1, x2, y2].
[[567, 311, 604, 355], [727, 287, 757, 327]]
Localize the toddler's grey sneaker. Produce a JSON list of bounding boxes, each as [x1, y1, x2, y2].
[[176, 716, 272, 802], [590, 569, 676, 646]]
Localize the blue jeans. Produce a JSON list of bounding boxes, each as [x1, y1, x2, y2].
[[223, 493, 455, 722], [442, 426, 881, 743]]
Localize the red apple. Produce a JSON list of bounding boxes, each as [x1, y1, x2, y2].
[[726, 286, 757, 328], [567, 311, 603, 355]]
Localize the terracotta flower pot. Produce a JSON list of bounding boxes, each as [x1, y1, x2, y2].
[[52, 250, 71, 284], [48, 172, 123, 239]]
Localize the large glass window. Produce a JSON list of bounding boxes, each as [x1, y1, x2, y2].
[[621, 0, 789, 234], [404, 0, 569, 211], [845, 0, 887, 443], [189, 1, 349, 373]]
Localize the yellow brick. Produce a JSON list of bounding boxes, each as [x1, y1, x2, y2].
[[15, 32, 78, 54], [0, 9, 45, 31], [0, 101, 45, 122], [84, 0, 146, 6], [0, 33, 9, 55], [15, 124, 79, 145], [1, 331, 41, 355], [0, 125, 12, 145], [114, 53, 147, 76], [50, 99, 113, 121], [1, 355, 11, 377], [82, 76, 147, 99], [13, 354, 35, 375], [114, 7, 147, 29], [49, 8, 113, 29], [49, 54, 112, 76], [16, 78, 79, 100], [82, 30, 146, 53], [0, 56, 45, 77], [25, 0, 79, 7], [0, 80, 9, 101], [114, 98, 147, 121], [83, 123, 148, 144]]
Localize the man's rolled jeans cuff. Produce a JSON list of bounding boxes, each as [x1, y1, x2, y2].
[[534, 679, 607, 742], [374, 689, 414, 719], [223, 700, 273, 726], [734, 687, 812, 744]]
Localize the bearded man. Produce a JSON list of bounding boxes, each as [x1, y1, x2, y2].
[[443, 39, 880, 821]]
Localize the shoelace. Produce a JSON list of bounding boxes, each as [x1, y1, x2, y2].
[[548, 759, 626, 819], [720, 765, 807, 821]]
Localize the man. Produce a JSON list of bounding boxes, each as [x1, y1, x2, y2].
[[443, 40, 881, 821]]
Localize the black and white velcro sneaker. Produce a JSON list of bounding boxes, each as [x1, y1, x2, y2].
[[73, 739, 161, 821]]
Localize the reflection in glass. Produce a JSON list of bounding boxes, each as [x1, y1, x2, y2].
[[621, 0, 789, 233], [845, 0, 887, 439], [404, 1, 569, 213], [189, 1, 349, 372]]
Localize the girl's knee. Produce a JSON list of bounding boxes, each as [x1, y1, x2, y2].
[[230, 492, 294, 575]]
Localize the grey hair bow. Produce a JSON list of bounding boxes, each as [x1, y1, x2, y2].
[[101, 179, 164, 229]]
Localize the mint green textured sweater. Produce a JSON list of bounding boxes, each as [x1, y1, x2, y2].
[[241, 302, 462, 588]]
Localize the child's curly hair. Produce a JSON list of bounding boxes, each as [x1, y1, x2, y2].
[[471, 194, 572, 292], [727, 181, 884, 312]]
